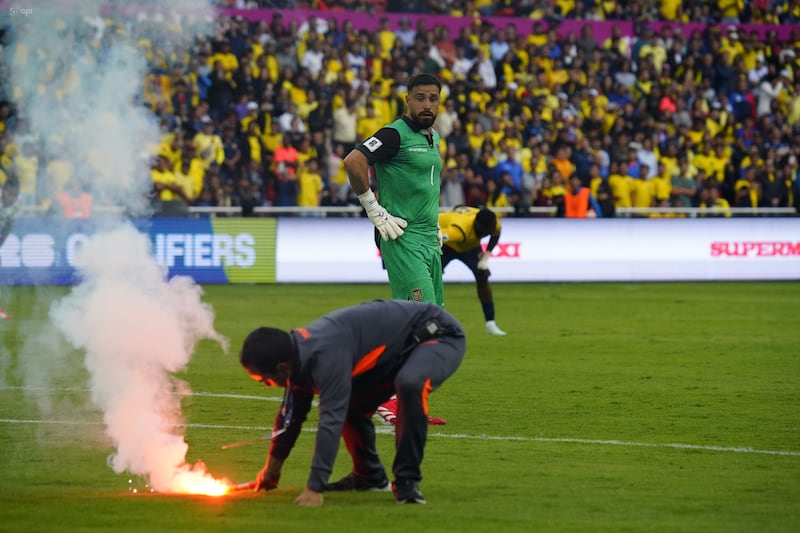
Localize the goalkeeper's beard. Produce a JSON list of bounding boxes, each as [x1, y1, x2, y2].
[[409, 112, 436, 129]]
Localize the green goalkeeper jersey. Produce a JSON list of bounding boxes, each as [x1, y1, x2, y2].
[[359, 116, 442, 245]]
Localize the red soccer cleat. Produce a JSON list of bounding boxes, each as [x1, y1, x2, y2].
[[376, 397, 398, 425], [426, 415, 446, 425], [0, 307, 11, 320], [376, 397, 446, 425]]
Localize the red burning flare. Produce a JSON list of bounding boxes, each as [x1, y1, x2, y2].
[[128, 463, 243, 497], [169, 468, 231, 496]]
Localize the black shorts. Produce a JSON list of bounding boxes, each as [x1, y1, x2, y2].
[[442, 245, 481, 276]]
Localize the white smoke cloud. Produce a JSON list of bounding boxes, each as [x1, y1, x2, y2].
[[6, 0, 215, 214], [50, 224, 229, 493], [4, 0, 233, 493]]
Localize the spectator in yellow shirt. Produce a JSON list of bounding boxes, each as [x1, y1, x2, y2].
[[356, 104, 384, 144], [652, 161, 673, 205], [173, 158, 197, 205], [708, 144, 730, 185], [376, 18, 396, 60], [660, 0, 684, 20], [151, 155, 191, 216], [177, 142, 206, 201], [718, 0, 745, 23], [243, 121, 263, 166], [297, 158, 324, 211], [192, 116, 225, 169], [630, 163, 655, 210], [262, 121, 283, 156], [691, 140, 715, 180], [607, 160, 633, 209], [208, 41, 239, 77]]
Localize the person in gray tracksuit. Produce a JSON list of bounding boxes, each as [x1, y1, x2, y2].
[[239, 299, 466, 507]]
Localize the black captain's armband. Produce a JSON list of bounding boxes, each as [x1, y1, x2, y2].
[[411, 320, 442, 344], [396, 320, 444, 357], [410, 319, 460, 344]]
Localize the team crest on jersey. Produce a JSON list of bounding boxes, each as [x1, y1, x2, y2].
[[411, 288, 423, 301], [363, 136, 383, 152]]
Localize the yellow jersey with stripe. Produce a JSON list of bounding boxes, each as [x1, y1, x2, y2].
[[439, 206, 501, 253]]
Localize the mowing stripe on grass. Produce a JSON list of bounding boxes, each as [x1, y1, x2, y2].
[[1, 417, 798, 458]]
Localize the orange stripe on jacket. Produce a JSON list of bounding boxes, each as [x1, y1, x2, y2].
[[296, 327, 311, 339], [421, 378, 433, 416], [352, 345, 386, 377]]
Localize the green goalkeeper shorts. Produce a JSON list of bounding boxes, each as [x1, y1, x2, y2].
[[380, 236, 443, 306]]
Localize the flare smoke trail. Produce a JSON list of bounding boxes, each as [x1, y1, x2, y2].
[[4, 1, 233, 493], [50, 225, 229, 493]]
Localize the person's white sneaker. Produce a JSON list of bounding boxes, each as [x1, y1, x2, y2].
[[485, 320, 507, 336]]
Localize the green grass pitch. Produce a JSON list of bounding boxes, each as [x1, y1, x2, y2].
[[1, 282, 798, 532]]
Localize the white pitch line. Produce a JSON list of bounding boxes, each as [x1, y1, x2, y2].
[[0, 386, 283, 402], [434, 434, 800, 457], [3, 387, 799, 457], [0, 417, 798, 458], [190, 392, 284, 402]]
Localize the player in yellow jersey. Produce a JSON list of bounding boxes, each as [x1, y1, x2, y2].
[[439, 206, 507, 336]]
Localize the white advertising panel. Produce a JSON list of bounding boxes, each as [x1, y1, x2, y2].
[[277, 218, 388, 282], [275, 218, 800, 283]]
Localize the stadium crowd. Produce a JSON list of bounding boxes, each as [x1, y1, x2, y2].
[[1, 1, 799, 218]]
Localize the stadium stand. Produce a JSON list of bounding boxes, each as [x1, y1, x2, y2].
[[1, 1, 799, 219]]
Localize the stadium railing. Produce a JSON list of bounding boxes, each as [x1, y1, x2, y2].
[[614, 207, 798, 218]]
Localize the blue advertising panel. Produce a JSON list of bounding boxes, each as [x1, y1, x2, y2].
[[0, 218, 276, 286]]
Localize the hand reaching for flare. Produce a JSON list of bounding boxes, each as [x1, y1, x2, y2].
[[255, 456, 283, 491]]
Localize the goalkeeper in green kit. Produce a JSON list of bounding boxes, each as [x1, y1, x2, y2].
[[344, 74, 447, 426], [345, 73, 444, 305]]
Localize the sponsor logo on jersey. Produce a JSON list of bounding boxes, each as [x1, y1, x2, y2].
[[411, 288, 423, 301], [408, 147, 427, 153], [364, 136, 383, 152]]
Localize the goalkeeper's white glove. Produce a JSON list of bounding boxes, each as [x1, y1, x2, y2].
[[358, 190, 408, 241], [437, 224, 444, 247], [477, 251, 490, 270]]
